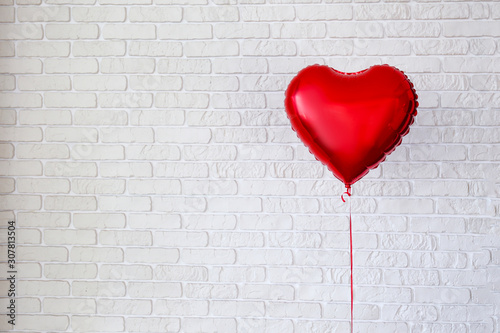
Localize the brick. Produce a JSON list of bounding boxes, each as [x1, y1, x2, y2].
[[182, 249, 236, 264], [45, 58, 98, 74], [156, 93, 209, 108], [299, 40, 353, 56], [99, 0, 150, 3], [0, 24, 43, 40], [0, 194, 41, 210], [207, 197, 261, 212], [158, 24, 212, 40], [154, 265, 208, 281], [211, 162, 265, 178], [74, 110, 128, 126], [18, 6, 70, 22], [212, 93, 266, 109], [185, 41, 238, 57], [72, 316, 124, 332], [17, 41, 70, 57], [16, 143, 69, 159], [126, 248, 179, 263], [0, 92, 42, 107], [130, 75, 182, 91], [0, 7, 14, 22], [46, 24, 99, 39], [414, 287, 470, 304], [72, 179, 125, 194], [18, 280, 69, 296], [46, 0, 94, 3], [152, 196, 207, 212], [443, 57, 500, 73], [128, 213, 181, 229], [328, 22, 383, 38], [15, 315, 69, 331], [72, 281, 125, 297], [17, 178, 70, 194], [73, 213, 125, 229], [103, 24, 156, 39], [126, 318, 180, 333], [98, 299, 151, 315], [154, 231, 208, 247], [70, 144, 124, 160], [211, 300, 264, 317], [182, 180, 236, 195], [185, 283, 237, 299], [18, 75, 70, 91], [73, 75, 126, 91], [242, 40, 296, 56], [73, 6, 126, 22], [45, 161, 97, 177], [98, 196, 151, 212], [71, 246, 123, 263], [267, 301, 321, 318], [415, 39, 468, 55], [185, 75, 239, 92], [155, 299, 208, 316], [126, 145, 179, 160], [187, 111, 240, 126], [0, 75, 14, 91], [215, 23, 269, 39], [184, 318, 236, 333], [183, 214, 236, 230], [73, 41, 126, 56], [242, 75, 289, 92], [17, 212, 70, 227], [0, 178, 14, 193], [0, 143, 14, 158], [355, 40, 411, 56], [101, 58, 155, 73], [272, 22, 326, 39], [45, 263, 97, 279], [128, 282, 181, 298], [131, 110, 184, 125], [129, 6, 182, 22], [100, 162, 152, 178], [213, 58, 268, 74], [45, 195, 97, 211], [156, 128, 210, 143], [297, 4, 351, 20], [17, 245, 68, 262], [240, 6, 294, 21], [183, 145, 236, 161], [100, 230, 152, 246], [185, 6, 238, 22], [470, 39, 497, 55], [44, 298, 96, 314], [100, 128, 154, 143], [0, 41, 14, 56], [355, 4, 410, 20], [128, 179, 181, 194], [414, 4, 469, 20], [46, 127, 97, 143], [157, 58, 211, 74]]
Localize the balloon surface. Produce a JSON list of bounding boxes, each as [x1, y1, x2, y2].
[[285, 64, 418, 188]]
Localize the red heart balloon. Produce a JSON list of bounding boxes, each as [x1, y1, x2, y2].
[[285, 64, 418, 188]]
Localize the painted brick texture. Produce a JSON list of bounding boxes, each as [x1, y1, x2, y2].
[[1, 1, 500, 333]]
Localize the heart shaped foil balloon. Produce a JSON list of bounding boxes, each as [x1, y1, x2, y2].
[[285, 64, 418, 189]]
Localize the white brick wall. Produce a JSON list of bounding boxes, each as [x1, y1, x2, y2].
[[1, 1, 499, 332]]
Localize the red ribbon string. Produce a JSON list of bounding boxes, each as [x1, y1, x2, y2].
[[341, 186, 353, 333]]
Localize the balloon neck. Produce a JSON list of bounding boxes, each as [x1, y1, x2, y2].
[[341, 184, 351, 202]]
